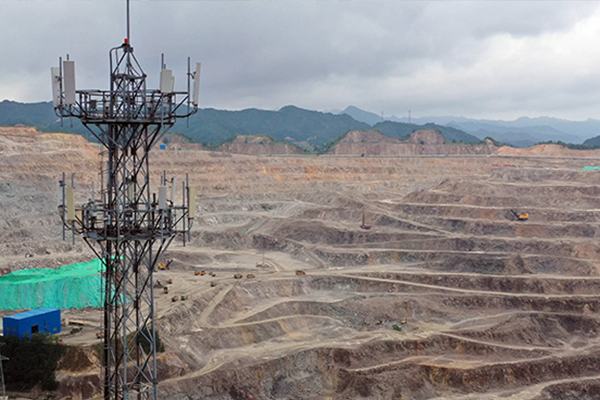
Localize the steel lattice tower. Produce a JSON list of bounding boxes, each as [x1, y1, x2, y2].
[[53, 3, 199, 400]]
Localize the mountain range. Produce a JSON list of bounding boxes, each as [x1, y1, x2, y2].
[[0, 101, 480, 149], [341, 105, 600, 147], [2, 100, 600, 149]]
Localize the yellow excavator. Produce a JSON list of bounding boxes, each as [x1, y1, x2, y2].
[[510, 210, 529, 221]]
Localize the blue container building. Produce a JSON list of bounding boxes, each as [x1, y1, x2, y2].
[[2, 308, 61, 338]]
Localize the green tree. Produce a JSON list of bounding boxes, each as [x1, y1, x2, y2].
[[0, 333, 66, 391]]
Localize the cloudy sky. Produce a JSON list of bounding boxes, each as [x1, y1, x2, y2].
[[2, 0, 600, 120]]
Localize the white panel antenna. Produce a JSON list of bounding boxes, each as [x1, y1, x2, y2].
[[158, 186, 167, 209], [51, 67, 61, 108], [192, 63, 201, 106], [66, 187, 76, 221], [160, 69, 173, 93], [63, 60, 76, 105], [170, 76, 175, 93]]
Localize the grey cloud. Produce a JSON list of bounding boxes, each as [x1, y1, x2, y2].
[[1, 1, 600, 120]]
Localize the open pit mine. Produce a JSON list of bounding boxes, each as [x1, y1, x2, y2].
[[3, 126, 600, 399]]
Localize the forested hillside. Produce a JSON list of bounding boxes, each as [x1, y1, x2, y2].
[[0, 100, 481, 149]]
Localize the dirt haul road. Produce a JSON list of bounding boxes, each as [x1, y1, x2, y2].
[[4, 127, 600, 399]]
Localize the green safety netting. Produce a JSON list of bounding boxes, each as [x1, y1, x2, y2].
[[0, 259, 105, 310]]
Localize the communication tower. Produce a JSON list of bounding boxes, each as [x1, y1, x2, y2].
[[53, 2, 200, 400]]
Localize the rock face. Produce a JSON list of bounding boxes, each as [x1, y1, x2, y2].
[[329, 129, 494, 155], [328, 129, 600, 158], [217, 135, 303, 155], [159, 134, 303, 155], [153, 129, 600, 158], [161, 133, 205, 151], [339, 129, 399, 144], [405, 129, 447, 145]]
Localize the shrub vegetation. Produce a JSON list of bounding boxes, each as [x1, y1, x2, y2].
[[0, 333, 66, 391]]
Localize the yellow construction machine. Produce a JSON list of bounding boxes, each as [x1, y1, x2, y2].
[[510, 210, 529, 221]]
